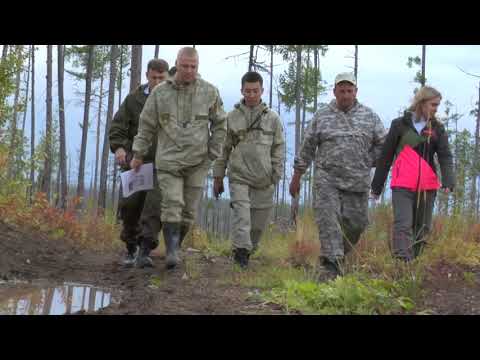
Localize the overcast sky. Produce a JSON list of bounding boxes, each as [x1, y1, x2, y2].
[[18, 45, 480, 184]]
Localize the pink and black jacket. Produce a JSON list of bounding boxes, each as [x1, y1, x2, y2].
[[371, 111, 455, 196]]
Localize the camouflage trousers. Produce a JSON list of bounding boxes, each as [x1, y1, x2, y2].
[[230, 182, 274, 252], [157, 160, 210, 226], [314, 180, 369, 262], [391, 188, 436, 261], [118, 166, 162, 251]]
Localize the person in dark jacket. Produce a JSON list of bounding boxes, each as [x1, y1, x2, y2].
[[109, 58, 169, 267], [371, 86, 455, 261]]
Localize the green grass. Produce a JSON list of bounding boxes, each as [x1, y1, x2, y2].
[[206, 207, 480, 315]]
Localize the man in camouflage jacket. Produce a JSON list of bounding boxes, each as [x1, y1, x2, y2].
[[290, 72, 386, 277]]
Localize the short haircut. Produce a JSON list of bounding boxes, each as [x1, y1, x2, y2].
[[147, 59, 169, 73], [177, 47, 198, 59], [241, 71, 263, 88]]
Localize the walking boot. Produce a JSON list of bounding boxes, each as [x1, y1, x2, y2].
[[136, 238, 154, 269], [318, 257, 344, 280], [233, 248, 250, 269], [122, 243, 138, 267], [163, 222, 181, 270]]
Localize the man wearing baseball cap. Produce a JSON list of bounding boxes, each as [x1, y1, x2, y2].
[[289, 72, 386, 278]]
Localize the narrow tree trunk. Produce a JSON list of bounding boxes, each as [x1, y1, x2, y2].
[[154, 45, 159, 59], [111, 46, 124, 209], [248, 45, 254, 71], [130, 45, 142, 92], [41, 45, 53, 201], [312, 47, 321, 207], [7, 45, 23, 180], [421, 45, 426, 86], [99, 45, 119, 210], [269, 45, 274, 109], [58, 45, 68, 209], [93, 66, 105, 202], [29, 45, 35, 203], [293, 46, 303, 224], [76, 45, 95, 203], [279, 91, 286, 208], [471, 82, 480, 217], [20, 47, 31, 154], [354, 45, 358, 81], [1, 45, 8, 63]]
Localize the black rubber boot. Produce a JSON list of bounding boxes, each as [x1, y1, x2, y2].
[[178, 223, 191, 250], [319, 257, 344, 278], [163, 222, 181, 270], [136, 238, 154, 269], [122, 243, 138, 267], [233, 248, 250, 269]]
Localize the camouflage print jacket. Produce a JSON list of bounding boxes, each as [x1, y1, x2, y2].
[[109, 84, 157, 164], [132, 78, 227, 172], [294, 99, 386, 192], [213, 101, 285, 189]]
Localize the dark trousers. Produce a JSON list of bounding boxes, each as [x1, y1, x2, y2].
[[391, 188, 436, 261], [118, 167, 162, 251]]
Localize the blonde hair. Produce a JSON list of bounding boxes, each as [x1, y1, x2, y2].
[[409, 86, 442, 117]]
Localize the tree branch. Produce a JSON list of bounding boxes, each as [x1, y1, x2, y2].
[[457, 66, 480, 78]]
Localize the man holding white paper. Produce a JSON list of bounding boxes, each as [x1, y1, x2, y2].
[[109, 59, 170, 267]]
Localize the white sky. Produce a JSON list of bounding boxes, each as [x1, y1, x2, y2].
[[15, 45, 480, 183]]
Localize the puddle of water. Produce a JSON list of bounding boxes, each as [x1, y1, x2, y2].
[[0, 282, 119, 315]]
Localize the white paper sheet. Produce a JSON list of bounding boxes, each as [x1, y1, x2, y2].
[[120, 163, 154, 198]]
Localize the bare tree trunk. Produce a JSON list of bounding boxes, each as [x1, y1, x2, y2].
[[421, 45, 426, 86], [42, 288, 55, 315], [154, 45, 159, 59], [29, 45, 35, 203], [279, 91, 286, 209], [99, 45, 119, 210], [292, 45, 303, 224], [1, 45, 8, 63], [65, 285, 74, 314], [471, 82, 480, 217], [93, 66, 105, 203], [248, 45, 254, 71], [7, 45, 22, 180], [20, 47, 31, 153], [269, 45, 274, 108], [41, 45, 53, 201], [57, 45, 68, 209], [55, 161, 61, 207], [294, 46, 302, 156], [77, 45, 95, 203], [354, 45, 358, 81], [111, 46, 124, 210], [130, 45, 142, 92]]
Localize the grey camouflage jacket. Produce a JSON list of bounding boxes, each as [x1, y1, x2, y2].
[[294, 99, 386, 192]]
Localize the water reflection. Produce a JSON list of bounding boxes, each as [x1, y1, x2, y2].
[[0, 282, 116, 315]]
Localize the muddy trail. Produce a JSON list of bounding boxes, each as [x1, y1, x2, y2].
[[0, 220, 281, 315], [1, 218, 480, 315]]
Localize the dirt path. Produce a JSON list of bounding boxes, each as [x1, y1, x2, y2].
[[0, 220, 281, 315], [1, 219, 479, 315]]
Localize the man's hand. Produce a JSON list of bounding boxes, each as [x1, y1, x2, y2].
[[130, 157, 143, 173], [213, 177, 224, 199], [115, 148, 127, 167], [441, 187, 451, 194], [289, 171, 302, 197]]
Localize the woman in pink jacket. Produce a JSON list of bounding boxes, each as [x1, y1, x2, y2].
[[371, 86, 455, 261]]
